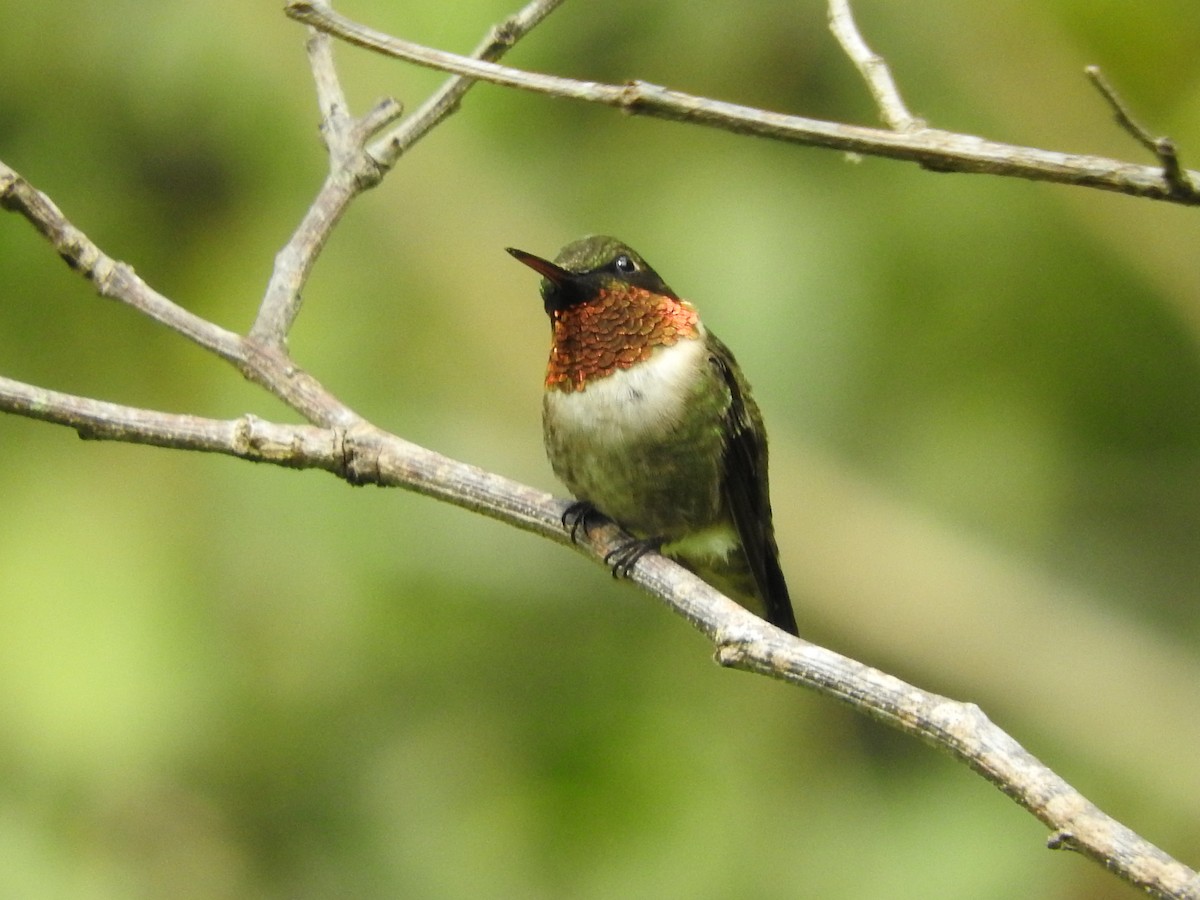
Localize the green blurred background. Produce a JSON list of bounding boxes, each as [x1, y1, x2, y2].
[[2, 1, 1199, 897]]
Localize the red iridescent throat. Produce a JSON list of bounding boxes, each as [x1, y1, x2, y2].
[[545, 286, 700, 392]]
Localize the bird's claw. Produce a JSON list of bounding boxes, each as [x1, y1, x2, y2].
[[603, 537, 664, 579], [561, 503, 662, 580], [561, 501, 600, 543]]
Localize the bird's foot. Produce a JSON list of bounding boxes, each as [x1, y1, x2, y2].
[[604, 537, 664, 579], [561, 500, 602, 543]]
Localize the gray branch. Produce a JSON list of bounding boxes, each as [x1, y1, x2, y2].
[[284, 0, 1200, 206], [1, 1, 1198, 897]]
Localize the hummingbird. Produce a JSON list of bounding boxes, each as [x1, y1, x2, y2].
[[507, 235, 798, 635]]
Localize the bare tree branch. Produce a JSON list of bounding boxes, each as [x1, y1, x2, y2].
[[0, 374, 340, 463], [250, 0, 564, 350], [0, 164, 246, 364], [284, 0, 1200, 206], [1, 1, 1198, 896], [249, 28, 393, 348], [0, 369, 563, 538], [0, 161, 358, 429], [713, 627, 1200, 899]]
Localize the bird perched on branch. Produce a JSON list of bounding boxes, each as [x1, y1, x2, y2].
[[508, 235, 798, 635]]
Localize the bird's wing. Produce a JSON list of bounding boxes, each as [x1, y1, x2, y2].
[[708, 338, 798, 636]]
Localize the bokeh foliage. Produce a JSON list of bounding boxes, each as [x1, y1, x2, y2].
[[1, 1, 1198, 897]]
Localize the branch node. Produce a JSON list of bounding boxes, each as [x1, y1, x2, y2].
[[1047, 830, 1079, 852], [0, 166, 21, 207], [351, 157, 387, 192], [713, 640, 751, 669], [617, 80, 647, 114], [340, 425, 379, 485], [333, 425, 351, 477], [363, 0, 567, 168], [285, 0, 317, 21], [231, 414, 259, 457], [357, 96, 405, 140], [487, 20, 519, 52]]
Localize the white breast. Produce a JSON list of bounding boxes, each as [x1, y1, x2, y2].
[[545, 337, 706, 444]]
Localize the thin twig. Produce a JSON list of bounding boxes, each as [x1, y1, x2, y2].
[[370, 0, 567, 167], [0, 162, 246, 363], [249, 18, 387, 348], [1085, 64, 1191, 197], [0, 161, 357, 428], [307, 27, 353, 153], [284, 0, 1200, 206], [250, 0, 558, 349], [250, 170, 360, 347], [1086, 65, 1166, 155], [827, 0, 920, 131]]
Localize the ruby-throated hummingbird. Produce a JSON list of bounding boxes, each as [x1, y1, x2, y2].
[[508, 235, 798, 635]]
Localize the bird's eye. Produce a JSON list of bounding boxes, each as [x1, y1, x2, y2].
[[613, 254, 637, 275]]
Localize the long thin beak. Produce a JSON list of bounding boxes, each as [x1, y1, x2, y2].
[[506, 247, 572, 285]]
